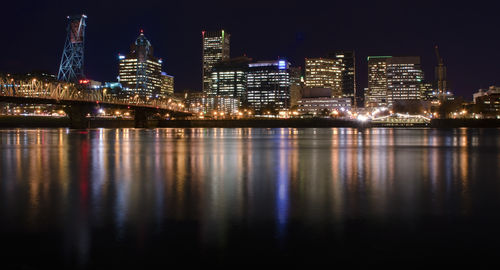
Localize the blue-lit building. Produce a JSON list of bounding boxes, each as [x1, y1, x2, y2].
[[247, 60, 291, 113], [118, 31, 163, 99]]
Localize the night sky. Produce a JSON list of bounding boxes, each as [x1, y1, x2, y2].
[[1, 0, 498, 99]]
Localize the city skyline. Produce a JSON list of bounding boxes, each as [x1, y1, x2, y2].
[[0, 1, 498, 99], [1, 2, 500, 268]]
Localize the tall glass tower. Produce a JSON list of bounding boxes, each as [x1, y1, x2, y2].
[[209, 56, 251, 102], [118, 31, 163, 99], [202, 30, 230, 93], [366, 56, 392, 108], [327, 51, 356, 105], [247, 60, 291, 113], [386, 56, 423, 107]]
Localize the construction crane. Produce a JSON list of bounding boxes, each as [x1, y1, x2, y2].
[[434, 45, 447, 97]]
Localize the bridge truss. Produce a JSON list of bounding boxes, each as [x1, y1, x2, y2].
[[372, 113, 431, 125], [0, 77, 186, 112]]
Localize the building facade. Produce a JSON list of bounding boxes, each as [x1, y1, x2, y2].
[[305, 58, 342, 97], [185, 93, 239, 115], [202, 30, 230, 93], [386, 56, 423, 107], [473, 86, 500, 117], [366, 56, 392, 108], [420, 82, 436, 101], [297, 97, 352, 115], [289, 66, 304, 108], [118, 31, 162, 99], [246, 60, 291, 113], [297, 87, 351, 114], [328, 51, 356, 101], [161, 72, 174, 97], [209, 56, 251, 102]]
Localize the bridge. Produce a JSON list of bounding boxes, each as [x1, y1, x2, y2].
[[371, 113, 431, 127], [0, 77, 191, 128]]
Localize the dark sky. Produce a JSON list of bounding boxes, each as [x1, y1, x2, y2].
[[1, 0, 498, 99]]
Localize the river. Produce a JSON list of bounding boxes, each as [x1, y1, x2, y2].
[[1, 128, 499, 268]]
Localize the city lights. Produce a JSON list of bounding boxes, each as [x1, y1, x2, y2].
[[0, 11, 498, 127], [0, 5, 500, 270]]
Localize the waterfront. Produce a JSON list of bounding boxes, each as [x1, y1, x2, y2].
[[1, 128, 500, 268], [2, 115, 500, 129]]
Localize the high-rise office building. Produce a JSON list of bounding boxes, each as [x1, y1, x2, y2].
[[366, 56, 392, 108], [202, 30, 230, 93], [386, 56, 424, 106], [305, 58, 342, 97], [328, 51, 356, 102], [289, 66, 303, 86], [289, 66, 304, 108], [118, 31, 162, 99], [247, 59, 291, 113], [161, 72, 174, 96], [209, 56, 251, 102]]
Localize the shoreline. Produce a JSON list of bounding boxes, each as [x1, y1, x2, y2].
[[1, 115, 500, 128]]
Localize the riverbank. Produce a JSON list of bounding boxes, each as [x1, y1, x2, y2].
[[0, 116, 71, 128], [0, 116, 135, 128], [157, 118, 359, 128], [155, 119, 500, 128], [0, 116, 360, 128], [430, 118, 500, 128], [1, 115, 500, 128]]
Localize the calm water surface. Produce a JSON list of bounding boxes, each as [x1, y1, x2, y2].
[[1, 128, 500, 268]]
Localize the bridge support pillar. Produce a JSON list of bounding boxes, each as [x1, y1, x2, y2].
[[65, 104, 92, 129], [134, 108, 150, 128]]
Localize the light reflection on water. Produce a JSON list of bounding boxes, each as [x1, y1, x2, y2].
[[0, 128, 499, 267]]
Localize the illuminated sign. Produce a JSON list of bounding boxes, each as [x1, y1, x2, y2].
[[79, 79, 90, 84], [118, 54, 125, 60], [278, 60, 287, 70]]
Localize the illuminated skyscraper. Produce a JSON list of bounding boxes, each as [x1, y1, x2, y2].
[[161, 72, 174, 96], [247, 59, 291, 113], [366, 56, 392, 107], [118, 31, 163, 99], [386, 56, 423, 106], [329, 51, 356, 102], [289, 66, 304, 108], [202, 30, 230, 93], [209, 56, 251, 102], [305, 58, 342, 97]]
